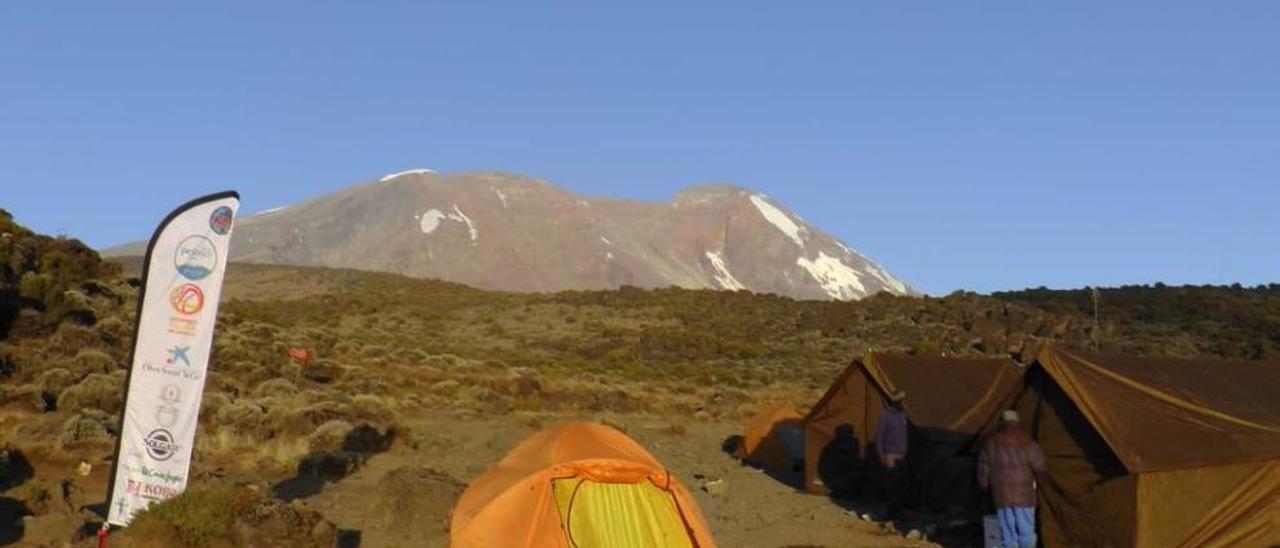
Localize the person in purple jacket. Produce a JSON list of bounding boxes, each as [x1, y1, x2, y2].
[[873, 390, 909, 512], [875, 390, 909, 469]]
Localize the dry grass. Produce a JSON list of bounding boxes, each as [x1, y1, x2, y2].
[[196, 429, 311, 476]]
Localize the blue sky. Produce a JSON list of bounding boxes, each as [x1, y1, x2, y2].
[[2, 2, 1277, 295]]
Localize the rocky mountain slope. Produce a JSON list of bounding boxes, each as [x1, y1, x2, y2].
[[104, 170, 911, 300]]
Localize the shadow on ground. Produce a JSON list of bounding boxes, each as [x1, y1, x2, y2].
[[272, 425, 396, 502], [337, 529, 361, 548], [0, 497, 31, 545]]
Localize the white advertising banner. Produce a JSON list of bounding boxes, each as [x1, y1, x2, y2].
[[107, 191, 239, 526]]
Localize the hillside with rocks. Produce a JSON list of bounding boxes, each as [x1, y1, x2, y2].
[[3, 210, 1278, 546]]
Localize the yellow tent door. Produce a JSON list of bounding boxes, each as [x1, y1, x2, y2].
[[553, 478, 695, 548]]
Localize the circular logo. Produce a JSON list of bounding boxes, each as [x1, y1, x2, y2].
[[174, 235, 217, 281], [143, 429, 180, 461], [156, 406, 178, 428], [209, 206, 234, 235], [160, 384, 181, 405], [169, 284, 204, 315]]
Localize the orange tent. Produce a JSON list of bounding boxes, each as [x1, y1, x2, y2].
[[450, 422, 717, 548], [740, 406, 803, 474]]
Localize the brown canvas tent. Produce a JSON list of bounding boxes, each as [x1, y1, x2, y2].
[[1017, 346, 1280, 547], [803, 353, 1024, 514], [739, 406, 804, 475]]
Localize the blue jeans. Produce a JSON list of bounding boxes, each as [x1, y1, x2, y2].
[[997, 506, 1036, 548]]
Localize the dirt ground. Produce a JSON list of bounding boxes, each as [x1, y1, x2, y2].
[[4, 411, 938, 548], [295, 412, 935, 548]]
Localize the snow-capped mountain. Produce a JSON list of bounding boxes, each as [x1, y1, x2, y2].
[[104, 170, 912, 300]]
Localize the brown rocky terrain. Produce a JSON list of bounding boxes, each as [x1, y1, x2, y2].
[[5, 209, 1278, 546]]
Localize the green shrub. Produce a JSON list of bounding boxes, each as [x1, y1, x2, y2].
[[199, 393, 231, 422], [251, 378, 298, 399], [124, 484, 256, 547], [351, 394, 397, 425], [430, 379, 460, 397], [214, 401, 266, 434], [58, 409, 114, 447], [94, 316, 131, 346], [35, 367, 75, 394], [0, 384, 43, 412], [57, 372, 123, 414], [18, 272, 52, 302], [51, 323, 102, 352], [73, 348, 117, 375], [307, 420, 354, 453]]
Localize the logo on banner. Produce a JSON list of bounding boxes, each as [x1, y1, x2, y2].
[[156, 384, 180, 428], [167, 317, 197, 336], [210, 206, 234, 235], [174, 236, 217, 280], [114, 497, 131, 519], [125, 478, 180, 500], [143, 429, 181, 461], [142, 361, 202, 381], [169, 284, 204, 315], [125, 465, 185, 485], [165, 346, 191, 366]]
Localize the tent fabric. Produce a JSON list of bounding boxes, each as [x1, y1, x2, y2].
[[450, 421, 716, 548], [1138, 459, 1280, 548], [867, 354, 1025, 436], [740, 406, 803, 473], [553, 478, 695, 548], [1020, 346, 1280, 548], [1036, 346, 1280, 472], [1016, 365, 1136, 548], [802, 353, 1024, 504]]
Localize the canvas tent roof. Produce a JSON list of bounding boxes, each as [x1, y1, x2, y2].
[[818, 353, 1025, 436], [1037, 346, 1280, 472], [450, 421, 716, 548], [802, 353, 1024, 502], [1022, 347, 1280, 547]]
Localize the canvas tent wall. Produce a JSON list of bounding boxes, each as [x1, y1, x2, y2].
[[449, 421, 716, 548], [802, 353, 1024, 513], [1017, 347, 1280, 547], [739, 406, 804, 475]]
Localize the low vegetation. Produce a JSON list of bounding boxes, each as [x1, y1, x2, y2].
[[0, 210, 1276, 544]]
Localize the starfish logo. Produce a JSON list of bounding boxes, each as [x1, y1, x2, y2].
[[166, 346, 191, 366]]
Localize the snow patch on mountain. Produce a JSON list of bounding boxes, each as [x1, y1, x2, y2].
[[834, 241, 859, 257], [417, 205, 478, 243], [494, 188, 509, 208], [381, 168, 435, 182], [865, 263, 907, 294], [419, 209, 447, 234], [448, 205, 478, 243], [705, 251, 746, 291], [252, 205, 289, 216], [749, 194, 806, 247], [797, 251, 867, 300]]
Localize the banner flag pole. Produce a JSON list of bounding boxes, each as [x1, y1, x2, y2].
[[105, 191, 239, 526]]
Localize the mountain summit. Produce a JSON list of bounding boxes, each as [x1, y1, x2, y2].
[[105, 170, 911, 300]]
